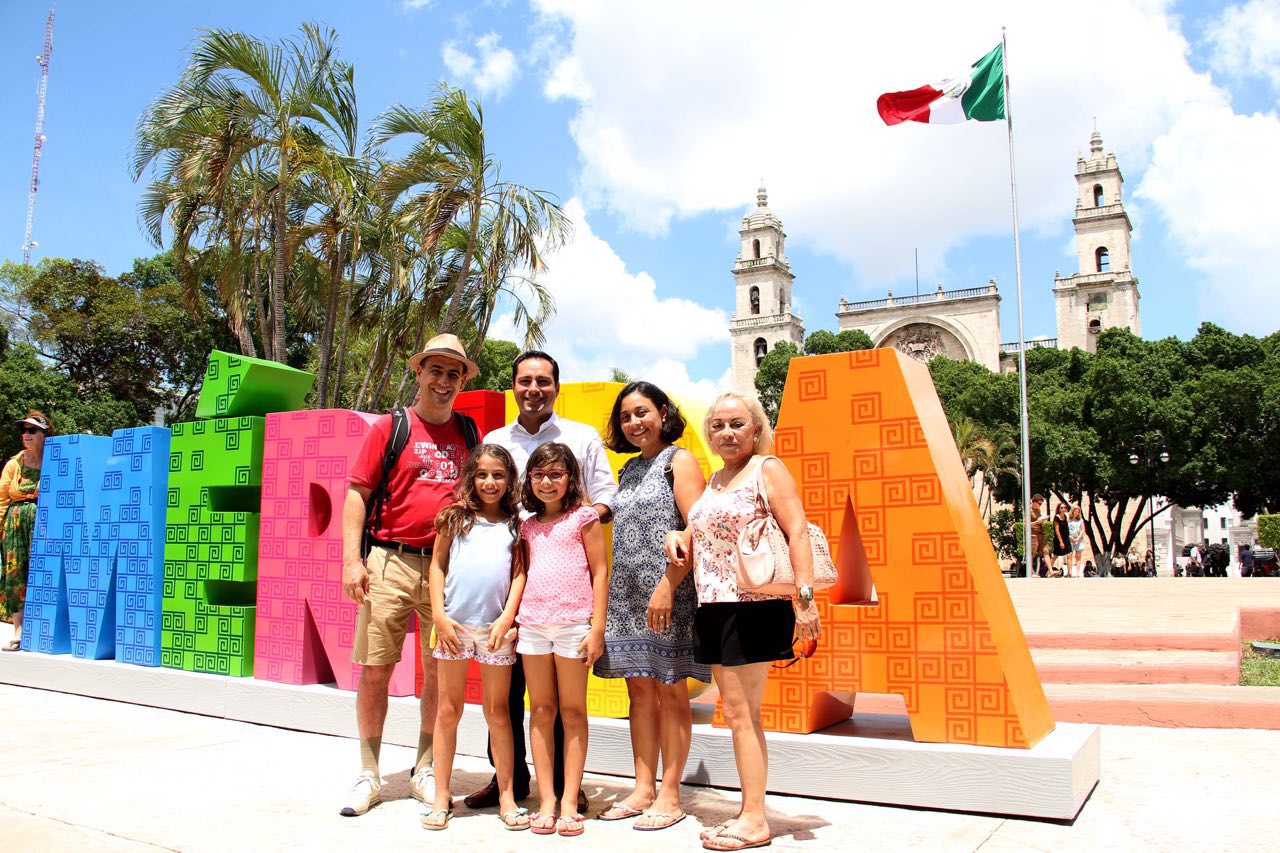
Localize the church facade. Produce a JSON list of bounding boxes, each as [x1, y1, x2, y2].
[[729, 131, 1141, 393]]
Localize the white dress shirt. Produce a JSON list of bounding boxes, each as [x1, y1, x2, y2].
[[484, 412, 618, 509]]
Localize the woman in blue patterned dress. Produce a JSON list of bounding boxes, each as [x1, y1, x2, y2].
[[593, 382, 708, 831]]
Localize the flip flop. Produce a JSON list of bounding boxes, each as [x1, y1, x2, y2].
[[499, 807, 531, 831], [530, 811, 557, 835], [420, 808, 452, 831], [557, 813, 586, 837], [703, 831, 772, 851], [634, 810, 686, 831], [701, 820, 733, 842], [2, 640, 20, 652], [598, 803, 645, 821]]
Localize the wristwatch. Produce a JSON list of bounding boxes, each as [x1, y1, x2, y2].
[[796, 584, 814, 602]]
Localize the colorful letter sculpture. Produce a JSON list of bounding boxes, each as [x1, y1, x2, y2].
[[749, 349, 1052, 747], [25, 435, 112, 655], [254, 409, 423, 694], [23, 428, 171, 662], [162, 352, 313, 676], [105, 428, 172, 665], [258, 392, 512, 700]]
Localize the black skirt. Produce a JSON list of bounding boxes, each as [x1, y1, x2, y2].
[[694, 599, 796, 666]]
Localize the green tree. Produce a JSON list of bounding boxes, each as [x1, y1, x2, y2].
[[0, 256, 232, 429], [754, 341, 801, 424], [134, 24, 357, 364], [755, 330, 875, 423], [473, 338, 520, 392], [804, 329, 873, 354], [372, 85, 571, 344]]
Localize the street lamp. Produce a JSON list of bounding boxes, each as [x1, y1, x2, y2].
[[1128, 431, 1169, 576]]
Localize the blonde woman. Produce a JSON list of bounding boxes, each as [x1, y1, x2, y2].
[[664, 392, 820, 851]]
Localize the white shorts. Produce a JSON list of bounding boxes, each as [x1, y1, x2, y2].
[[516, 622, 591, 658], [433, 622, 516, 665]]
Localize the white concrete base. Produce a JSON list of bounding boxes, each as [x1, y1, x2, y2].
[[0, 651, 1098, 820]]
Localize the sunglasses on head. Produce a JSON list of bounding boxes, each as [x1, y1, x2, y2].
[[19, 426, 43, 435]]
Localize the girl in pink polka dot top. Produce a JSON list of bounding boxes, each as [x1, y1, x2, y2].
[[514, 441, 608, 836]]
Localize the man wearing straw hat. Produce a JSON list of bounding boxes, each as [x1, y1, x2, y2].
[[339, 333, 481, 817]]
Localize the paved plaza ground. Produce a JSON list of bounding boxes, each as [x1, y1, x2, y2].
[[3, 679, 1275, 852], [5, 580, 1278, 851]]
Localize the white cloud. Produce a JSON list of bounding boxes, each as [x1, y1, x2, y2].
[[493, 197, 728, 399], [441, 43, 476, 78], [529, 1, 1231, 296], [441, 32, 519, 99], [1134, 102, 1280, 335], [1206, 0, 1280, 91], [544, 55, 594, 101], [401, 0, 435, 10]]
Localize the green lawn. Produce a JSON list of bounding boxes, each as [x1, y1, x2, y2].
[[1240, 641, 1280, 687]]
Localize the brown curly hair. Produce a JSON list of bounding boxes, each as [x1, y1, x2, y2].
[[434, 444, 520, 540]]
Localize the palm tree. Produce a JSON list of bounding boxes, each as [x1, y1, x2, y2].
[[136, 24, 357, 364], [372, 85, 570, 347]]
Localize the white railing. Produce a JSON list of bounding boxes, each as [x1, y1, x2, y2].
[[1001, 338, 1058, 353]]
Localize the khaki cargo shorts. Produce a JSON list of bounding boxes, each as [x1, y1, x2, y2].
[[351, 545, 433, 666]]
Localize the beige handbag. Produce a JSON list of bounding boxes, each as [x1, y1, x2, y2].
[[734, 456, 838, 596]]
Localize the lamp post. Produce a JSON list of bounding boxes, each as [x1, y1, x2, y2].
[[1128, 431, 1169, 576]]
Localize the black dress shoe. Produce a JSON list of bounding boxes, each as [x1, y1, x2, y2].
[[464, 777, 530, 810]]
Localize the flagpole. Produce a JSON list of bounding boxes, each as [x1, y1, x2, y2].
[[1002, 27, 1035, 576]]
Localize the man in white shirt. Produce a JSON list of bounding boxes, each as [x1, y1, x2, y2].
[[465, 350, 617, 813]]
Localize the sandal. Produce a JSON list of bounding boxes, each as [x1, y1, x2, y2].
[[701, 820, 733, 842], [557, 813, 586, 837], [703, 831, 772, 851], [3, 640, 20, 652], [530, 811, 557, 835], [598, 803, 644, 821], [499, 807, 530, 831], [420, 808, 452, 831], [635, 810, 686, 831]]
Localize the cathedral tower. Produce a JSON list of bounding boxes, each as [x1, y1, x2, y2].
[[729, 186, 805, 394], [1054, 130, 1140, 351]]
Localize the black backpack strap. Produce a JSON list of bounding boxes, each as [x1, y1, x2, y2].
[[364, 406, 412, 556], [454, 411, 480, 451]]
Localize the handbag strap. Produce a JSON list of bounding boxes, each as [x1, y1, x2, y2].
[[752, 455, 780, 519]]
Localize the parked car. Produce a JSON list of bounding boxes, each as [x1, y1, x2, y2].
[[1251, 548, 1278, 577]]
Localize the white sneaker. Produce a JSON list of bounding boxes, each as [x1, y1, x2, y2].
[[340, 771, 381, 816], [409, 765, 436, 803]]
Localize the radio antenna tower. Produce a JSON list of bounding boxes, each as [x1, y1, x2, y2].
[[23, 5, 55, 265]]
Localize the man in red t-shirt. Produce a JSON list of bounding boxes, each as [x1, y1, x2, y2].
[[338, 333, 478, 818]]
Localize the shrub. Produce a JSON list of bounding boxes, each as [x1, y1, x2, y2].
[[1257, 514, 1280, 550]]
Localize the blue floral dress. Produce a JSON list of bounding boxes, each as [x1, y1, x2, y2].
[[593, 445, 709, 684]]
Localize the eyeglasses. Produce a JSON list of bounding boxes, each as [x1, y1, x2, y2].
[[529, 470, 569, 483], [19, 427, 42, 436]]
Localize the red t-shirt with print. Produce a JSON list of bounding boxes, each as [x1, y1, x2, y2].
[[349, 410, 468, 549]]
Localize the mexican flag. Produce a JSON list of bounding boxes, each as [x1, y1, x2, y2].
[[877, 44, 1006, 126]]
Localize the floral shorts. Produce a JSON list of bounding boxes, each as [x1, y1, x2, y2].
[[433, 621, 516, 665]]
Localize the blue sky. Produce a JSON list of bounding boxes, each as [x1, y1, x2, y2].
[[2, 0, 1278, 396]]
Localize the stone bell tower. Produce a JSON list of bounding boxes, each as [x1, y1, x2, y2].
[[729, 185, 805, 395], [1054, 130, 1141, 352]]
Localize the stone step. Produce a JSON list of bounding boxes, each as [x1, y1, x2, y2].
[[1042, 683, 1280, 730], [1031, 648, 1239, 685], [1024, 631, 1239, 652]]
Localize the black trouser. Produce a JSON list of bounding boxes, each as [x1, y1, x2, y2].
[[486, 654, 565, 795]]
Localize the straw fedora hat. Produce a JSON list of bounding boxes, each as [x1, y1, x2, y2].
[[408, 333, 479, 380]]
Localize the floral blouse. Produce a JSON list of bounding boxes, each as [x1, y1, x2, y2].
[[687, 458, 788, 605]]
